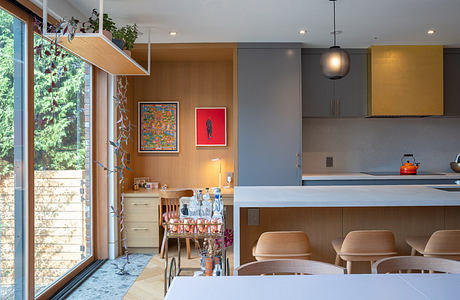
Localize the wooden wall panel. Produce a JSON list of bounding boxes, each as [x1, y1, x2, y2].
[[93, 68, 109, 259], [445, 207, 460, 229], [128, 60, 234, 188]]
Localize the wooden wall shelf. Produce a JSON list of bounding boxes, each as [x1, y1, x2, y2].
[[45, 33, 149, 75]]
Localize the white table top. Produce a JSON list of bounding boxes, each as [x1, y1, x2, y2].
[[165, 274, 460, 300], [234, 185, 460, 207]]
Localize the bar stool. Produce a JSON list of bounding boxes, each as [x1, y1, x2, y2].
[[332, 230, 397, 274], [406, 230, 460, 260], [253, 231, 311, 261]]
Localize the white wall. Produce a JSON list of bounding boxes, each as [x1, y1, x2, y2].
[[302, 117, 460, 173]]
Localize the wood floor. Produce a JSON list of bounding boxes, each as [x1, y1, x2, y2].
[[123, 245, 234, 299]]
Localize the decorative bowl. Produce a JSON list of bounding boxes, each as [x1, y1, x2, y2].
[[450, 162, 460, 173]]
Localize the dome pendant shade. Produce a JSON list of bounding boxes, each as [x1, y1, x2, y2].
[[320, 46, 351, 80]]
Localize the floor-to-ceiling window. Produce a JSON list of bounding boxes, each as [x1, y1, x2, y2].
[[0, 2, 97, 298], [33, 35, 92, 296], [0, 7, 26, 300]]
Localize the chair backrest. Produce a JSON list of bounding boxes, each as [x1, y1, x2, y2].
[[425, 230, 460, 258], [340, 230, 397, 255], [253, 231, 311, 260], [236, 259, 346, 276], [159, 189, 194, 222], [372, 256, 460, 274]]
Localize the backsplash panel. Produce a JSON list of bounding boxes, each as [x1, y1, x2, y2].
[[302, 117, 460, 173]]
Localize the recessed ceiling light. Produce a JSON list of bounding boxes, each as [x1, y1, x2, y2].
[[299, 29, 307, 35], [427, 29, 436, 35], [169, 31, 177, 36]]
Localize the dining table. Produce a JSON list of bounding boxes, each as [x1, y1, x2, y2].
[[164, 273, 460, 299]]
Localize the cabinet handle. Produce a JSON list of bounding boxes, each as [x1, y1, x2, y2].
[[132, 228, 149, 231], [330, 99, 334, 116], [296, 153, 301, 168], [133, 203, 149, 206], [337, 99, 340, 117]]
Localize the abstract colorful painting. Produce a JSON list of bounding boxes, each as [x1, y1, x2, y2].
[[195, 107, 227, 146], [138, 101, 179, 152]]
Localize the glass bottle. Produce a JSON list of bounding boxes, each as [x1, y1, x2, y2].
[[200, 188, 212, 219]]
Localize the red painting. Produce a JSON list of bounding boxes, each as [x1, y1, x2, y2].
[[195, 107, 227, 146]]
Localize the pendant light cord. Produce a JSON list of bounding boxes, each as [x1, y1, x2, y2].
[[333, 0, 336, 46]]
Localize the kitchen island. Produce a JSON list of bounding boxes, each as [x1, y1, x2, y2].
[[233, 185, 460, 270]]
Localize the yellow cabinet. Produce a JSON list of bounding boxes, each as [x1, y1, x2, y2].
[[368, 45, 443, 116], [124, 191, 160, 250]]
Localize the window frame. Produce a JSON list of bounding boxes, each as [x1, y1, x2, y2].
[[0, 1, 98, 299]]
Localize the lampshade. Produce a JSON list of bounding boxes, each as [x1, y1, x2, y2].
[[320, 46, 351, 80]]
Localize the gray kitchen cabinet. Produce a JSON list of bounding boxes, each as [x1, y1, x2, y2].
[[237, 44, 302, 186], [302, 52, 334, 117], [444, 49, 460, 116], [302, 49, 367, 117]]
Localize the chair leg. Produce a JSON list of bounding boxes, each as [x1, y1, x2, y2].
[[335, 254, 341, 266], [186, 238, 191, 259], [161, 231, 167, 259], [346, 261, 352, 274]]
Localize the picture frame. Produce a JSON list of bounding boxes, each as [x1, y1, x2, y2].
[[195, 107, 227, 146], [138, 101, 179, 153]]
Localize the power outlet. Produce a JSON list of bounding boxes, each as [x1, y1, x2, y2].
[[326, 156, 333, 168]]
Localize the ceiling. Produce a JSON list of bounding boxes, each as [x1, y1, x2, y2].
[[55, 0, 460, 47]]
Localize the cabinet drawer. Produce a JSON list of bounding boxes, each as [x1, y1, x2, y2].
[[126, 222, 159, 247], [125, 197, 158, 222]]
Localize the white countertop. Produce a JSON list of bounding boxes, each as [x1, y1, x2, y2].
[[302, 172, 460, 180], [166, 274, 460, 300], [234, 185, 460, 207]]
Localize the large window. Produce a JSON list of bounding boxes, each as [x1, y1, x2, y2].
[[0, 8, 26, 300], [33, 35, 92, 296], [0, 3, 96, 298]]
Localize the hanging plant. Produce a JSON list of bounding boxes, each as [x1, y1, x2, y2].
[[82, 9, 116, 39], [113, 24, 138, 51], [96, 76, 134, 275], [33, 17, 80, 126]]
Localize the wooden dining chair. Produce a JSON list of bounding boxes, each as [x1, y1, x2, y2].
[[252, 231, 312, 261], [235, 259, 346, 276], [332, 230, 397, 274], [406, 230, 460, 260], [372, 256, 460, 274], [159, 189, 194, 259]]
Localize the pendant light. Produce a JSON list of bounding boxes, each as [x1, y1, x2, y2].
[[320, 0, 350, 80]]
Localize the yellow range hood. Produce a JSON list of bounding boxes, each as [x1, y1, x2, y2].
[[368, 45, 444, 116]]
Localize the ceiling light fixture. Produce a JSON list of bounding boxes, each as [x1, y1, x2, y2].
[[320, 0, 350, 80], [169, 31, 177, 36], [299, 29, 307, 35], [427, 29, 436, 35]]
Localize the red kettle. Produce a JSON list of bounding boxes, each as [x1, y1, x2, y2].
[[400, 154, 420, 175]]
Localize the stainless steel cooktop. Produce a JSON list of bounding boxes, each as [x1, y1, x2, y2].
[[361, 171, 445, 176]]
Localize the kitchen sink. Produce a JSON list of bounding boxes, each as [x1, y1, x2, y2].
[[432, 187, 460, 192]]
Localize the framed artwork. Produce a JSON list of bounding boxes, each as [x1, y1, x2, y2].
[[195, 107, 227, 146], [138, 101, 179, 153]]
